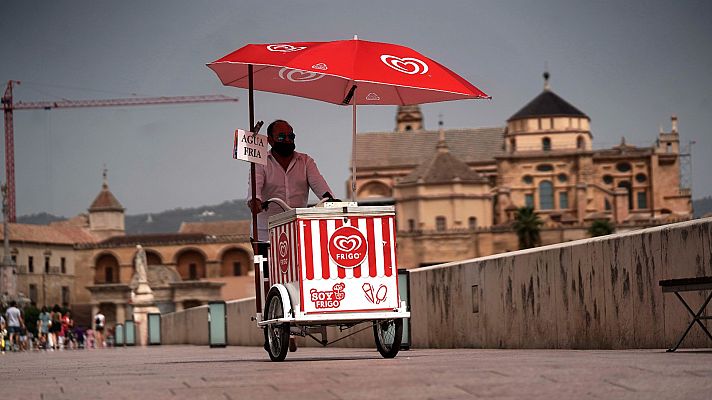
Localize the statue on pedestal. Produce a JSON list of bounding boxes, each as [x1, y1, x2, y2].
[[135, 244, 148, 283], [131, 244, 160, 347], [133, 245, 153, 299]]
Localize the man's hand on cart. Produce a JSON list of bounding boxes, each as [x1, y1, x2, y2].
[[248, 198, 263, 214]]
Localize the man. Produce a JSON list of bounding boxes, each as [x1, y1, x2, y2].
[[247, 119, 334, 240], [247, 119, 335, 352], [94, 311, 105, 348], [5, 301, 23, 351]]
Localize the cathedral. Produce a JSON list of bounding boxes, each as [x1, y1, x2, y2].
[[352, 73, 692, 267]]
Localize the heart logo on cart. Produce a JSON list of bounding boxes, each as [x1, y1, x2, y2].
[[277, 232, 290, 274], [279, 68, 325, 83], [334, 235, 362, 252], [380, 54, 429, 75], [328, 225, 368, 269]]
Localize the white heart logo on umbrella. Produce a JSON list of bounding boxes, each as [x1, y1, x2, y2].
[[267, 44, 307, 52], [380, 54, 429, 75], [333, 235, 362, 252], [279, 241, 288, 257], [279, 68, 325, 82]]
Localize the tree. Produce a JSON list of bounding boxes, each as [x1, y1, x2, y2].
[[588, 219, 615, 237], [513, 207, 543, 249]]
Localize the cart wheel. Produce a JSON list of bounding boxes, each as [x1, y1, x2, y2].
[[264, 289, 289, 362], [373, 319, 403, 359]]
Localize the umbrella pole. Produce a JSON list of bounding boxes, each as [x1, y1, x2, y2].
[[248, 64, 262, 314], [351, 88, 356, 201]]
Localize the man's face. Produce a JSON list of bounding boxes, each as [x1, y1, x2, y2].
[[268, 122, 295, 146]]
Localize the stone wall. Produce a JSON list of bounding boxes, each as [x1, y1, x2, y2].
[[409, 217, 712, 349], [159, 217, 711, 349]]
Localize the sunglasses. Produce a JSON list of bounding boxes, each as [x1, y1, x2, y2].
[[273, 132, 296, 142]]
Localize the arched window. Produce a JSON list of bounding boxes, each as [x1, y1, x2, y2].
[[468, 217, 477, 230], [357, 181, 392, 198], [577, 135, 585, 150], [221, 248, 251, 277], [510, 138, 516, 152], [95, 254, 120, 284], [542, 137, 552, 151], [539, 181, 554, 210], [177, 250, 206, 281]]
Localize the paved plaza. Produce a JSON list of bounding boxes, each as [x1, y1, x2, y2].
[[1, 345, 711, 399]]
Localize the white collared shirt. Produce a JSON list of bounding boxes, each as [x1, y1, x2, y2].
[[247, 151, 333, 241]]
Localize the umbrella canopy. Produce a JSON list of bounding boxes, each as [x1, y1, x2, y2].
[[207, 38, 490, 106]]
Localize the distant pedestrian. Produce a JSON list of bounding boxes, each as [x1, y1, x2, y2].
[[37, 306, 51, 350], [94, 312, 105, 348], [62, 311, 75, 349], [74, 325, 86, 349], [5, 301, 24, 351], [49, 305, 62, 350]]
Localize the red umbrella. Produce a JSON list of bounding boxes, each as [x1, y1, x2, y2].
[[208, 38, 489, 105], [207, 38, 489, 311], [208, 37, 490, 194]]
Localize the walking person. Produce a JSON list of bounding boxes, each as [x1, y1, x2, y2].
[[5, 301, 24, 352], [49, 305, 62, 350], [94, 311, 105, 348], [37, 306, 51, 350]]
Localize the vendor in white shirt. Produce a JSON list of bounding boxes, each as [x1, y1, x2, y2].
[[247, 119, 335, 242], [247, 119, 334, 354]]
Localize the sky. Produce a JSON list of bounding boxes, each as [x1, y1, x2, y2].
[[2, 0, 711, 218]]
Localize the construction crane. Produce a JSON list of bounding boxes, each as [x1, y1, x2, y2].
[[2, 80, 239, 222]]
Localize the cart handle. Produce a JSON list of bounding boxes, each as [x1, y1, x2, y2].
[[263, 198, 292, 212]]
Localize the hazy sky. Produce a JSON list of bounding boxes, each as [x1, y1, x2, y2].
[[2, 0, 711, 218]]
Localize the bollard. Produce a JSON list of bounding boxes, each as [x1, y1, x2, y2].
[[148, 313, 161, 345], [208, 301, 227, 348], [115, 324, 124, 347], [124, 320, 136, 346]]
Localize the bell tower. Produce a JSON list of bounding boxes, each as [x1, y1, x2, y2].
[[395, 105, 423, 132]]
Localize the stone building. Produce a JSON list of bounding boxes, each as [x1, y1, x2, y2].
[[2, 171, 254, 328], [353, 73, 692, 267]]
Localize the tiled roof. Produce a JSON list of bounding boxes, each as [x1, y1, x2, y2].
[[508, 90, 587, 121], [354, 127, 505, 169], [99, 233, 212, 246], [179, 220, 251, 236], [89, 183, 124, 212], [0, 223, 97, 245], [399, 139, 489, 185]]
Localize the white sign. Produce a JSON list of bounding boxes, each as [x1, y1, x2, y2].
[[233, 129, 268, 165]]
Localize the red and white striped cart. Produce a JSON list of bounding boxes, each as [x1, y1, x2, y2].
[[255, 200, 410, 361]]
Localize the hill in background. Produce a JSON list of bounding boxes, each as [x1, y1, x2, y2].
[[18, 199, 252, 234], [17, 196, 712, 234]]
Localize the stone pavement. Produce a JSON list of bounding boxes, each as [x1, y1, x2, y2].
[[1, 346, 711, 399]]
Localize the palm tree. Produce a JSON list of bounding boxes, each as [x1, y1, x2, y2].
[[513, 207, 543, 249], [588, 219, 615, 237]]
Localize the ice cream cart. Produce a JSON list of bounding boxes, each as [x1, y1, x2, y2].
[[207, 38, 490, 361], [255, 199, 409, 361]]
